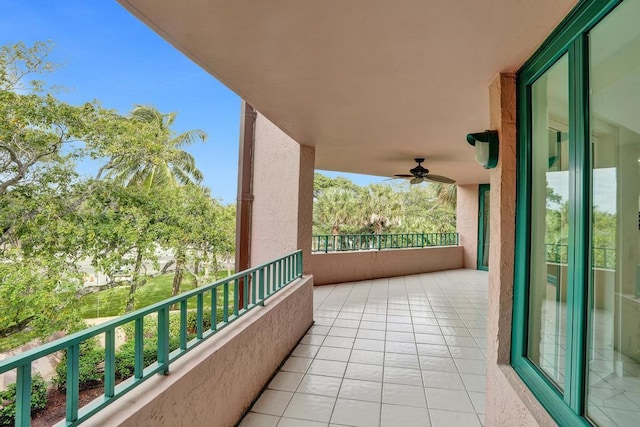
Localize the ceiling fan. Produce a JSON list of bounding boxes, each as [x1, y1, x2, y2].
[[393, 158, 456, 184]]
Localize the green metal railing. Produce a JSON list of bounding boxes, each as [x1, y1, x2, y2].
[[545, 243, 616, 269], [0, 251, 303, 427], [312, 232, 459, 253]]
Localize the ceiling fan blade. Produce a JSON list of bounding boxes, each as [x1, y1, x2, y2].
[[393, 174, 413, 178], [410, 177, 423, 184], [425, 174, 456, 184]]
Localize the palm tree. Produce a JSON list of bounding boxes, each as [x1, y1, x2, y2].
[[313, 187, 360, 236], [106, 105, 207, 312], [107, 105, 207, 192], [429, 182, 457, 210], [363, 184, 404, 234]]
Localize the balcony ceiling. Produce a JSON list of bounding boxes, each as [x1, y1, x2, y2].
[[118, 0, 578, 184]]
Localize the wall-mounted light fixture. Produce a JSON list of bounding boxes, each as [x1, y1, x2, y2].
[[466, 130, 499, 169]]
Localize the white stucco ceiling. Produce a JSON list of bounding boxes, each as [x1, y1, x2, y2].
[[118, 0, 578, 184]]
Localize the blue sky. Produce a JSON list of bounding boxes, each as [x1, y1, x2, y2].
[[0, 1, 386, 203]]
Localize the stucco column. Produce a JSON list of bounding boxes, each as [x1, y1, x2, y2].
[[484, 74, 555, 426], [250, 112, 315, 270], [456, 184, 479, 269]]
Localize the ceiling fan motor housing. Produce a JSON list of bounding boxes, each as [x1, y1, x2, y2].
[[410, 164, 429, 177]]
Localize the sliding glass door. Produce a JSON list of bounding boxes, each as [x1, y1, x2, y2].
[[513, 0, 640, 425]]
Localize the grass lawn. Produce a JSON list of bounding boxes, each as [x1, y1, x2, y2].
[[79, 270, 234, 319], [0, 271, 235, 352]]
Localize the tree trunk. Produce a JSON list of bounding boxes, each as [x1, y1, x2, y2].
[[172, 249, 186, 297], [0, 316, 35, 337], [193, 256, 200, 276], [125, 248, 145, 313]]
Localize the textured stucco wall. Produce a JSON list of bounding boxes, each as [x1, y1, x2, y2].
[[87, 276, 314, 427], [484, 74, 555, 426], [297, 144, 315, 269], [457, 184, 479, 269], [251, 113, 314, 268], [308, 246, 464, 285]]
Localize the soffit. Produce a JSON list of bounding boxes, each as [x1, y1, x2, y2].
[[118, 0, 579, 184]]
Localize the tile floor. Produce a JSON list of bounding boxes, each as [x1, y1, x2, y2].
[[240, 269, 488, 427]]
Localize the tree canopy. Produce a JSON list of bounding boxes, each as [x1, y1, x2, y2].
[[0, 41, 236, 342], [312, 173, 456, 235]]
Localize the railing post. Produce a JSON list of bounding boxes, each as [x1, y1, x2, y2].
[[105, 330, 116, 397], [279, 259, 284, 287], [66, 343, 80, 423], [196, 294, 204, 339], [158, 307, 170, 375], [267, 264, 272, 296], [258, 268, 265, 305], [324, 235, 329, 253], [15, 363, 32, 427], [251, 271, 257, 305], [180, 300, 188, 349], [134, 318, 144, 379], [243, 274, 249, 309], [289, 256, 294, 280], [212, 288, 218, 330], [233, 279, 239, 316]]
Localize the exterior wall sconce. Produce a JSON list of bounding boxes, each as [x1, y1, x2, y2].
[[466, 130, 499, 169]]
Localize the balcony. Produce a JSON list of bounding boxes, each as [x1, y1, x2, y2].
[[0, 254, 485, 427], [241, 268, 488, 427], [308, 234, 464, 285]]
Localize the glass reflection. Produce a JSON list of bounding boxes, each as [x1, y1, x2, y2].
[[587, 1, 640, 425], [527, 54, 569, 388]]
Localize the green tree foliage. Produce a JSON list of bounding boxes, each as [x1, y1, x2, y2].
[[313, 173, 361, 198], [0, 41, 236, 344], [398, 184, 457, 233], [105, 105, 206, 191], [0, 41, 114, 337], [162, 185, 236, 296], [313, 187, 362, 235], [312, 173, 457, 236], [361, 184, 404, 234]]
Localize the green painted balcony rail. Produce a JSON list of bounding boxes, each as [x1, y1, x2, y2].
[[0, 250, 303, 427], [311, 232, 459, 253], [545, 243, 616, 270]]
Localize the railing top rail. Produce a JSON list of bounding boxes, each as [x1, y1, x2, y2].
[[311, 232, 459, 253], [312, 232, 458, 237], [0, 250, 303, 373]]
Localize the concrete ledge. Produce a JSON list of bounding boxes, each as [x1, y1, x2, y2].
[[87, 275, 314, 427], [308, 246, 464, 285]]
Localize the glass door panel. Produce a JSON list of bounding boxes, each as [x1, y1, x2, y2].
[[527, 54, 570, 389], [587, 1, 640, 425]]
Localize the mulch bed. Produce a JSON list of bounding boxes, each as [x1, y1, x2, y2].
[[31, 385, 107, 427]]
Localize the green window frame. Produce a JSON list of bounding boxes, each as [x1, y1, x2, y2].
[[512, 0, 623, 425]]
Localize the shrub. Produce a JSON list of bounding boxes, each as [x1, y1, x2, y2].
[[53, 338, 104, 391], [0, 373, 48, 426], [186, 309, 212, 333], [114, 336, 181, 379], [121, 313, 182, 341], [186, 308, 225, 333]]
